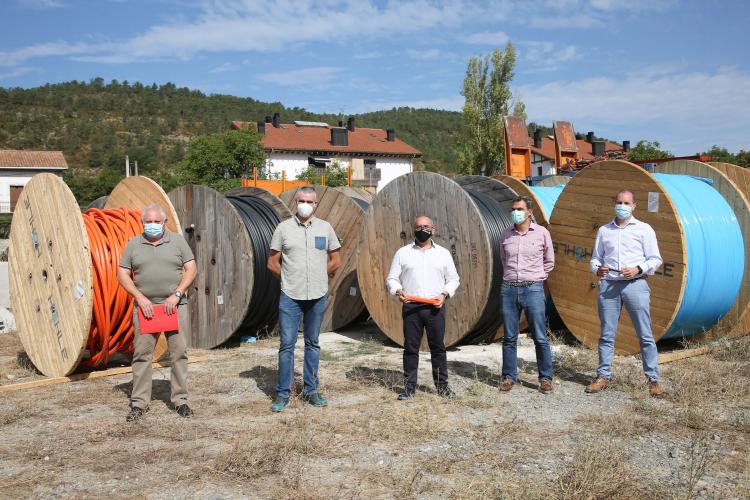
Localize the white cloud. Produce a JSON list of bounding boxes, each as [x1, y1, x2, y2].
[[17, 0, 66, 8], [518, 40, 581, 71], [0, 41, 102, 67], [258, 66, 343, 86], [0, 66, 42, 80], [529, 15, 599, 29], [406, 48, 444, 61], [519, 67, 750, 154], [466, 30, 509, 45], [208, 62, 239, 74], [354, 51, 384, 60]]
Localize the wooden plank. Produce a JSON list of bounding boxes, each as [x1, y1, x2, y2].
[[658, 347, 711, 364], [0, 355, 209, 393], [8, 174, 93, 377]]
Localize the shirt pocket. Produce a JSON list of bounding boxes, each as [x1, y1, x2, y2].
[[315, 236, 327, 250]]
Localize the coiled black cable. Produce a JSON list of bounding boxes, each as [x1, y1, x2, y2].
[[461, 188, 513, 344], [226, 195, 282, 336]]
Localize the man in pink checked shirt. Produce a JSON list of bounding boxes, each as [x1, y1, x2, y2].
[[498, 196, 555, 394]]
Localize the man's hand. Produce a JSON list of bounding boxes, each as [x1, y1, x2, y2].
[[596, 266, 611, 277], [621, 266, 640, 279], [396, 290, 411, 304], [136, 294, 155, 319], [432, 293, 447, 309], [164, 294, 180, 315]]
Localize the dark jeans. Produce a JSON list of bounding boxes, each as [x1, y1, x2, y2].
[[402, 303, 447, 391], [501, 282, 553, 381]]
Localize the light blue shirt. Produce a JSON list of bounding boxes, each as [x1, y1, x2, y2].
[[590, 217, 663, 280]]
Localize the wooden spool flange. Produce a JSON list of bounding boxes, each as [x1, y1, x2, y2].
[[535, 175, 571, 187], [547, 160, 687, 355], [280, 185, 369, 332], [493, 174, 553, 226], [334, 186, 374, 207], [357, 171, 494, 347], [655, 160, 750, 341], [9, 175, 181, 377]]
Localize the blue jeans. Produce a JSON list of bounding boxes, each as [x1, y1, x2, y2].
[[501, 282, 553, 381], [597, 279, 659, 381], [276, 291, 328, 399]]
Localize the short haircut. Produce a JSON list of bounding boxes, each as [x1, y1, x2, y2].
[[615, 189, 635, 202], [141, 204, 167, 222], [295, 186, 317, 201], [512, 196, 533, 210]]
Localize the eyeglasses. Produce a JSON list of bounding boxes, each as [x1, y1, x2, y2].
[[415, 225, 433, 230]]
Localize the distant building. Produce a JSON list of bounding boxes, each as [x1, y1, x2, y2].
[[0, 150, 68, 213], [529, 131, 626, 176], [232, 114, 422, 191]]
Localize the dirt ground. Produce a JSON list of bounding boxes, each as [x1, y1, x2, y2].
[[0, 323, 748, 499]]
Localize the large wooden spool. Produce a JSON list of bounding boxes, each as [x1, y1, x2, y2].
[[168, 185, 290, 348], [535, 175, 571, 187], [9, 175, 180, 377], [654, 160, 750, 341], [548, 160, 687, 355], [279, 185, 369, 332], [493, 175, 552, 226], [357, 172, 498, 347]]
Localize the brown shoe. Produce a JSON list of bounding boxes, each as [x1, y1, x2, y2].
[[499, 376, 514, 392], [539, 379, 554, 394], [649, 380, 664, 398], [585, 377, 609, 393]]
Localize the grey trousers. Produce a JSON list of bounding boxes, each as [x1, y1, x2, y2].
[[130, 309, 188, 409]]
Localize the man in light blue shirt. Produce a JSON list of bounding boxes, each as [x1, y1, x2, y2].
[[587, 189, 665, 397]]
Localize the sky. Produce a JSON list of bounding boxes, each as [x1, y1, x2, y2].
[[1, 0, 749, 155]]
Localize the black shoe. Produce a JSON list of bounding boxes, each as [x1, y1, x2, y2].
[[437, 386, 456, 399], [397, 390, 416, 400], [126, 407, 145, 422], [175, 404, 193, 418]]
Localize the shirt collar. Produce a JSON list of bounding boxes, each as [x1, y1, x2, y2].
[[411, 240, 435, 250], [512, 222, 538, 235], [608, 216, 639, 228], [294, 215, 316, 226]]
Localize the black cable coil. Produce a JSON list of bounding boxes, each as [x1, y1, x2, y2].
[[226, 195, 282, 337], [460, 188, 513, 344]]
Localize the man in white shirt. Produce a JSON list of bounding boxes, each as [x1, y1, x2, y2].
[[386, 215, 460, 400], [587, 189, 664, 397]]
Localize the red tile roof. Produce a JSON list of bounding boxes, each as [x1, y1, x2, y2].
[[0, 150, 68, 170], [531, 137, 622, 160], [232, 121, 422, 157]]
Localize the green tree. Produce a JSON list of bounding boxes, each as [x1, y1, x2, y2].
[[627, 140, 673, 162], [296, 159, 348, 187], [702, 145, 737, 164], [455, 42, 523, 176], [174, 129, 266, 190]]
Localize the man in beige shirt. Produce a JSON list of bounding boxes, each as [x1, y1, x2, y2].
[[118, 204, 197, 422]]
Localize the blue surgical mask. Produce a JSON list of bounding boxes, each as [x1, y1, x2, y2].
[[512, 209, 527, 225], [615, 204, 633, 219], [144, 223, 164, 238]]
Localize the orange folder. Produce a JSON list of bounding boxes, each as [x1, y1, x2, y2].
[[404, 294, 441, 306], [137, 304, 179, 334]]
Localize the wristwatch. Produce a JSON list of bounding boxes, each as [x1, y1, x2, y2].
[[636, 266, 643, 274], [174, 290, 184, 299]]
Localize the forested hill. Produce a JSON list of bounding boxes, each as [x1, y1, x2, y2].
[[0, 79, 462, 179]]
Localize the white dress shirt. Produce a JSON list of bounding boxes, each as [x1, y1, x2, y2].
[[386, 241, 460, 298], [590, 216, 663, 280]]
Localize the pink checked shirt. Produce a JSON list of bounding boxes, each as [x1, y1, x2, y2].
[[499, 222, 555, 282]]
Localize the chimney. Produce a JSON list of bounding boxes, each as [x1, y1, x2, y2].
[[331, 127, 348, 146], [592, 141, 605, 157], [386, 129, 395, 141], [272, 113, 280, 128], [586, 131, 594, 143], [347, 117, 355, 132], [338, 120, 344, 127], [622, 140, 630, 152], [257, 121, 265, 135], [265, 115, 271, 123], [533, 129, 542, 148]]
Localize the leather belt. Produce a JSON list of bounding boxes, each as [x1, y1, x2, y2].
[[502, 280, 540, 287]]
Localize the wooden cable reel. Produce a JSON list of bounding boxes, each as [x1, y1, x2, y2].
[[279, 185, 370, 332], [168, 185, 291, 348], [9, 175, 180, 377]]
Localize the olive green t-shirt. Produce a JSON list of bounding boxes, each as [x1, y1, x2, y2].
[[119, 231, 195, 304]]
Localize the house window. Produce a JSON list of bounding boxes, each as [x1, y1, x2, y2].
[[308, 156, 330, 174]]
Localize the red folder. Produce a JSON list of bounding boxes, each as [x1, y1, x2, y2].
[[404, 294, 441, 306], [137, 304, 179, 334]]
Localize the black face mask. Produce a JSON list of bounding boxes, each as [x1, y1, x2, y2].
[[414, 229, 432, 243]]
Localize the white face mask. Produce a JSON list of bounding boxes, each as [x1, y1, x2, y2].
[[297, 202, 314, 218]]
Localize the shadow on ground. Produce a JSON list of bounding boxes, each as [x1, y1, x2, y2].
[[346, 366, 433, 394], [114, 379, 172, 407]]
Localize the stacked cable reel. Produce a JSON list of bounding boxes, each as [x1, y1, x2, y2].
[[8, 174, 181, 377], [547, 160, 747, 355], [279, 185, 373, 333], [168, 185, 291, 348]]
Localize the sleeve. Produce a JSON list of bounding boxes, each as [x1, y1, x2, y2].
[[443, 250, 460, 297], [119, 240, 134, 269], [590, 227, 604, 273], [639, 225, 663, 275], [386, 250, 403, 296], [176, 234, 195, 264], [542, 228, 555, 277], [327, 223, 341, 251], [270, 224, 283, 252], [499, 229, 508, 267]]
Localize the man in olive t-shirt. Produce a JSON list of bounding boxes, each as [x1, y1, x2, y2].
[[117, 204, 197, 422]]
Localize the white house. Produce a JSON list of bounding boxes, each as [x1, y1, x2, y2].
[[0, 150, 68, 213], [232, 115, 422, 192]]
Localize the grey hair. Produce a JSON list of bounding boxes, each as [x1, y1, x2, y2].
[[513, 196, 534, 210], [141, 204, 167, 222], [295, 186, 317, 201]]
